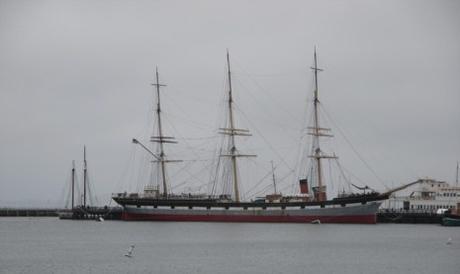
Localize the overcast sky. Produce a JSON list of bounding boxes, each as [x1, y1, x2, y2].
[[1, 0, 459, 207]]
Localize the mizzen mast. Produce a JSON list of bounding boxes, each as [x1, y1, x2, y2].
[[219, 50, 256, 202], [308, 48, 337, 202]]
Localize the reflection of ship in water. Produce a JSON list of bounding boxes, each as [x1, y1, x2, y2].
[[113, 50, 412, 224]]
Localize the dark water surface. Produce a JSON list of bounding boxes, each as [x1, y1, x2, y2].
[[0, 217, 459, 274]]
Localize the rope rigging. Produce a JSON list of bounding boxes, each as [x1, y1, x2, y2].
[[319, 103, 389, 190], [115, 50, 395, 203]]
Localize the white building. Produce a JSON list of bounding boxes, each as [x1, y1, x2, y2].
[[382, 178, 460, 212]]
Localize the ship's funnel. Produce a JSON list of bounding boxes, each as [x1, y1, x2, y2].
[[312, 186, 327, 202], [299, 179, 309, 194]]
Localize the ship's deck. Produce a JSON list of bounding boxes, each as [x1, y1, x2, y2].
[[113, 193, 388, 209]]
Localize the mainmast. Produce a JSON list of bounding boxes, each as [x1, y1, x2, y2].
[[150, 68, 179, 198], [308, 48, 337, 202], [227, 51, 240, 203], [83, 146, 87, 207], [219, 50, 255, 202]]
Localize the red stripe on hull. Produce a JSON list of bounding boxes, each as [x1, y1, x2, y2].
[[121, 212, 376, 224]]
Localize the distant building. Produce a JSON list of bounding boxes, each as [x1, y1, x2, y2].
[[382, 178, 460, 212]]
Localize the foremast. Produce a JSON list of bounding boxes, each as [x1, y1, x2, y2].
[[308, 48, 337, 202], [219, 50, 256, 202], [150, 68, 180, 198]]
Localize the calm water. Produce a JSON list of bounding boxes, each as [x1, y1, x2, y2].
[[0, 218, 459, 274]]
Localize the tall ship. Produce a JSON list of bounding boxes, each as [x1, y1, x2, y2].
[[113, 50, 406, 224]]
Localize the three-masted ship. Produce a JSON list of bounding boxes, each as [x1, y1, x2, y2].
[[112, 50, 394, 224]]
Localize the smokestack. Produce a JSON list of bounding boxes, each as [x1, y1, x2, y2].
[[299, 179, 309, 194]]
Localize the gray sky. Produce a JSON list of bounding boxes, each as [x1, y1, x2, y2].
[[1, 0, 459, 207]]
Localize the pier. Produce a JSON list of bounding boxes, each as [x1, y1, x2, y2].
[[0, 207, 123, 219], [60, 206, 123, 220], [0, 208, 59, 217]]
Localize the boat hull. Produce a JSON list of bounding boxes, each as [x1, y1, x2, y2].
[[442, 217, 460, 226], [121, 202, 381, 224]]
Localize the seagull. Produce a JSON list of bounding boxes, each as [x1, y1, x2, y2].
[[125, 245, 135, 257], [446, 238, 452, 245]]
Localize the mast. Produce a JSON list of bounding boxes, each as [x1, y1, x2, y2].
[[271, 161, 277, 195], [71, 160, 75, 209], [308, 47, 336, 202], [227, 51, 240, 202], [150, 68, 181, 198], [153, 68, 167, 197], [312, 49, 323, 198], [219, 50, 255, 202], [83, 146, 87, 207], [456, 161, 459, 184]]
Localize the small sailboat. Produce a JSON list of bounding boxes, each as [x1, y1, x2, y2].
[[59, 146, 98, 220], [124, 245, 135, 257]]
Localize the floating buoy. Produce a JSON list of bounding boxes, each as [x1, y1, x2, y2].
[[446, 237, 452, 245]]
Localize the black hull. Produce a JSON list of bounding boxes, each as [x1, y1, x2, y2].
[[113, 194, 389, 209]]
